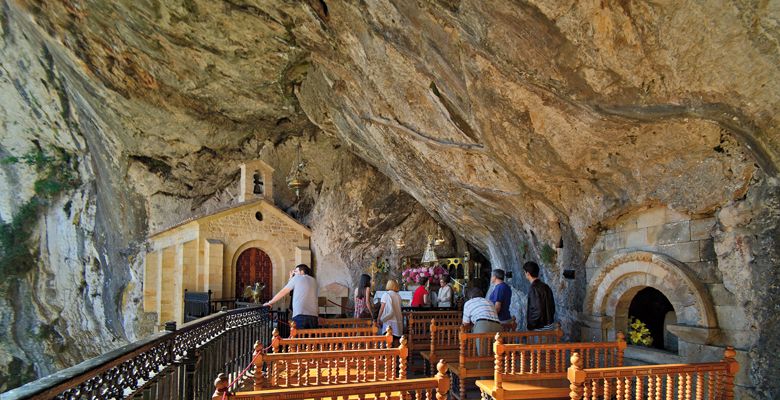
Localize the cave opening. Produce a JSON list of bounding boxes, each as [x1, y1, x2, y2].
[[628, 287, 678, 352]]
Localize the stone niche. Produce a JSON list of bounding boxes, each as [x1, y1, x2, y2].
[[143, 160, 311, 328], [581, 207, 752, 389]]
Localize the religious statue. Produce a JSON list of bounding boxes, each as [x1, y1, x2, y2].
[[242, 282, 266, 303]]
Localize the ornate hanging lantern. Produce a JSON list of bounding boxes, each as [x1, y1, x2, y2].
[[434, 225, 445, 246], [286, 144, 308, 198]]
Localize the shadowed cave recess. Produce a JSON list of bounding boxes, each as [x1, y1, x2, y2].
[[0, 1, 778, 398]]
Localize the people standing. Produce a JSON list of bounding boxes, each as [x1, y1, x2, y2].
[[410, 277, 430, 307], [462, 286, 501, 355], [264, 264, 319, 329], [377, 279, 403, 345], [437, 275, 453, 308], [354, 274, 373, 319], [523, 261, 556, 331], [488, 269, 513, 324]]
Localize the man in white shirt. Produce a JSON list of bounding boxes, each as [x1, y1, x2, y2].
[[462, 286, 501, 355], [263, 264, 319, 329]]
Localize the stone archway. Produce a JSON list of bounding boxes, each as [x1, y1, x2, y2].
[[585, 250, 719, 344], [235, 248, 273, 302]]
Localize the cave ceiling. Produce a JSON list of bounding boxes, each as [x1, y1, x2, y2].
[[9, 0, 779, 258]]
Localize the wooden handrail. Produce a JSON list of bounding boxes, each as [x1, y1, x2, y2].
[[289, 321, 378, 338], [270, 328, 393, 352], [214, 360, 451, 400], [567, 347, 739, 400], [317, 317, 376, 328]]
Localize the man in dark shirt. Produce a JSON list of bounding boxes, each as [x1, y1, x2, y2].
[[488, 269, 513, 324], [522, 261, 555, 331]]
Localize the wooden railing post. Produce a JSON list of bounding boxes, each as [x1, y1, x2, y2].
[[429, 319, 437, 374], [723, 346, 739, 400], [399, 336, 409, 379], [493, 332, 505, 397], [289, 321, 298, 338], [459, 325, 468, 400], [253, 340, 265, 390], [616, 331, 626, 366], [567, 352, 585, 400], [213, 373, 229, 400], [384, 327, 393, 347], [271, 328, 280, 353], [435, 360, 451, 400]]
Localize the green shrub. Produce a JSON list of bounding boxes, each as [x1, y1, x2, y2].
[[0, 148, 79, 281], [540, 243, 556, 265]]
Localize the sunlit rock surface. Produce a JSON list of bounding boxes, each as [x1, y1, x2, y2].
[[0, 1, 778, 398]]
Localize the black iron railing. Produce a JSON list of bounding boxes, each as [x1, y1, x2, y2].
[[2, 306, 288, 400]]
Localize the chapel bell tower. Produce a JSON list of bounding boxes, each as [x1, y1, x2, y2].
[[239, 160, 275, 204]]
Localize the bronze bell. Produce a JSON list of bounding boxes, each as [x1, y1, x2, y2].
[[253, 172, 264, 195]]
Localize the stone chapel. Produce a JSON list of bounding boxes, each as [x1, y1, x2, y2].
[[142, 160, 312, 328]]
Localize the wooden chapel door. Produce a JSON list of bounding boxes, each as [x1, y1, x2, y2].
[[235, 248, 273, 302]]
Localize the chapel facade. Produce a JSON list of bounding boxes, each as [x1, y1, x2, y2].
[[142, 160, 311, 328]]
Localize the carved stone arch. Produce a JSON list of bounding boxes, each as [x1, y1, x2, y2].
[[229, 240, 287, 298], [586, 250, 718, 333]]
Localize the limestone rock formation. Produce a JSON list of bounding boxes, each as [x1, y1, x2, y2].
[[0, 0, 778, 398]]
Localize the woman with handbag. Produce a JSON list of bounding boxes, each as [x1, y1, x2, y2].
[[377, 279, 403, 346]]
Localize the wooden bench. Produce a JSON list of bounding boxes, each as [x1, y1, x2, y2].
[[566, 347, 739, 400], [270, 328, 393, 353], [404, 311, 462, 365], [252, 337, 409, 390], [213, 360, 451, 400], [476, 332, 627, 400], [318, 318, 376, 329], [420, 322, 563, 399], [289, 321, 378, 338]]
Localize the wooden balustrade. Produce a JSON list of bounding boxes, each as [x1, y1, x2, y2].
[[476, 332, 627, 400], [252, 336, 410, 390], [405, 311, 462, 365], [289, 321, 378, 338], [214, 360, 451, 400], [566, 347, 739, 400], [270, 328, 394, 352]]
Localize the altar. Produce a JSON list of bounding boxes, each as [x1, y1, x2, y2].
[[373, 290, 414, 306]]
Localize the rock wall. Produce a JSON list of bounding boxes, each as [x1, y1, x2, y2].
[[0, 0, 778, 398]]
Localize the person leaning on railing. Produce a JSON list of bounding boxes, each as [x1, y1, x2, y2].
[[264, 264, 319, 329]]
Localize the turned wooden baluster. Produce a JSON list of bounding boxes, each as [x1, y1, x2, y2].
[[494, 333, 505, 397], [624, 377, 630, 400], [655, 375, 662, 400], [567, 352, 585, 400], [253, 340, 264, 390], [685, 373, 692, 400], [399, 336, 408, 379], [666, 374, 673, 400], [617, 375, 623, 400], [696, 372, 703, 400], [459, 325, 468, 400], [270, 328, 281, 353], [678, 373, 685, 400], [604, 377, 611, 400], [708, 371, 715, 400], [429, 319, 437, 374], [636, 373, 643, 400], [648, 375, 655, 400], [435, 360, 451, 400]]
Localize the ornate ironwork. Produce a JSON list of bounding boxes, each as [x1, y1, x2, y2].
[[5, 306, 287, 400]]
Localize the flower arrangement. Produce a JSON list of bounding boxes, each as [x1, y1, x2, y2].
[[628, 317, 653, 347], [401, 264, 449, 284]]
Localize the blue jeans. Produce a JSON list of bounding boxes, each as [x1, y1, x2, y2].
[[292, 314, 319, 329]]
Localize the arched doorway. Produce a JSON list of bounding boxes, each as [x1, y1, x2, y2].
[[236, 248, 273, 302], [626, 287, 677, 352]]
